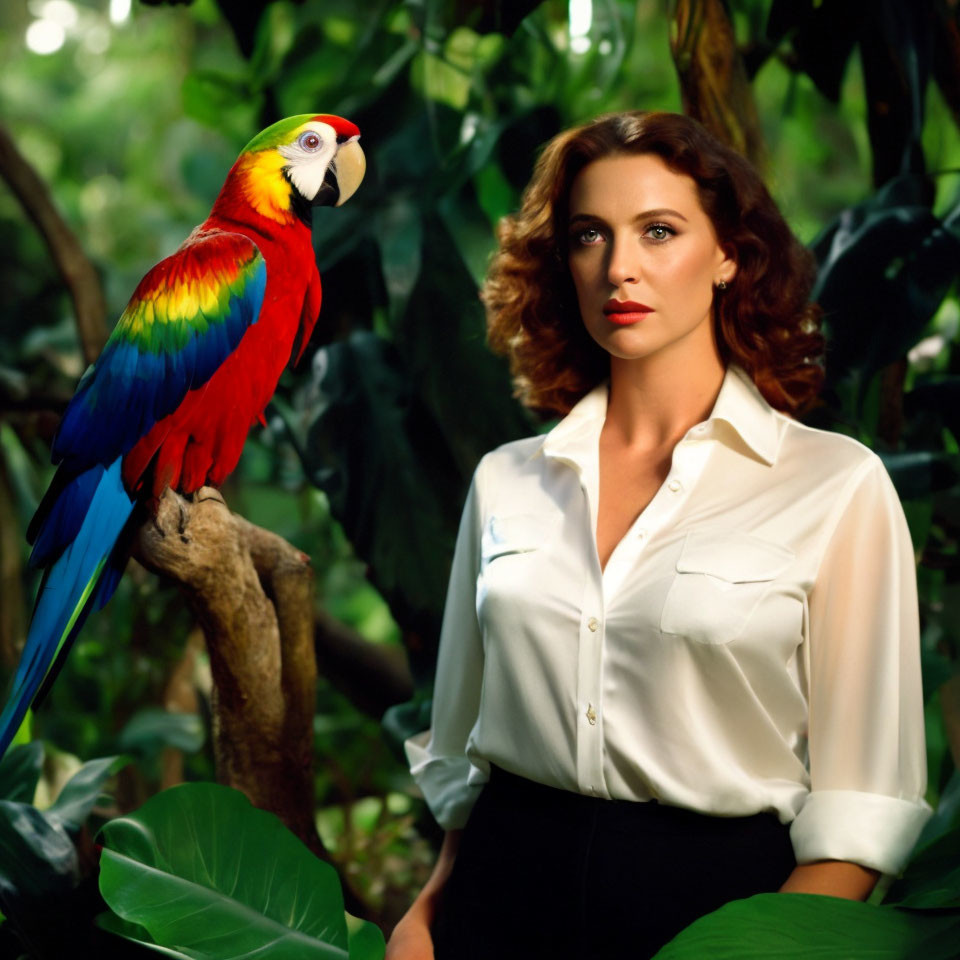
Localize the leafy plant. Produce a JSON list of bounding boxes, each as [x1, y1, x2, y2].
[[651, 885, 960, 959], [97, 781, 385, 960], [0, 743, 132, 958]]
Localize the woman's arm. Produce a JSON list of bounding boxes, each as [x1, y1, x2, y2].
[[385, 829, 462, 959], [790, 457, 931, 880], [778, 859, 881, 900]]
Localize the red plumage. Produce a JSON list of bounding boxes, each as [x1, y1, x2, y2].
[[124, 208, 321, 497]]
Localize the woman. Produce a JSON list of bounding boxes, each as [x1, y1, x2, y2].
[[387, 111, 931, 959]]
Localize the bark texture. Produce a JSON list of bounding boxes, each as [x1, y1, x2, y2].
[[133, 487, 322, 850], [669, 0, 766, 171]]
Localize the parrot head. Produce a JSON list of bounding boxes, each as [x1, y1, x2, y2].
[[227, 114, 366, 224]]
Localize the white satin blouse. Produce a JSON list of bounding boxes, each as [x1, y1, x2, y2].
[[404, 362, 932, 876]]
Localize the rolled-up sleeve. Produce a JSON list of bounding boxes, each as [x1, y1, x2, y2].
[[403, 460, 488, 830], [790, 454, 933, 875]]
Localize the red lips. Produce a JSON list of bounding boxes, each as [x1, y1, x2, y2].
[[603, 299, 653, 325]]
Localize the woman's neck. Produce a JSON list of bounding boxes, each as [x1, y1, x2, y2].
[[604, 347, 726, 451]]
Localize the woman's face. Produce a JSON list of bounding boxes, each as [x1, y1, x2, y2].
[[566, 152, 736, 365]]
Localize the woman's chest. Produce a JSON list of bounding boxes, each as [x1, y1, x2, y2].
[[596, 443, 674, 572], [475, 448, 818, 679]]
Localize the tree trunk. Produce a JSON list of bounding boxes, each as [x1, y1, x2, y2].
[[669, 0, 767, 170]]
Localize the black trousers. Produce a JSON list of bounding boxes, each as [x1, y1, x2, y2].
[[432, 764, 797, 959]]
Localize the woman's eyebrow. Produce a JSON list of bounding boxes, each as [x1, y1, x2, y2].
[[568, 208, 689, 225]]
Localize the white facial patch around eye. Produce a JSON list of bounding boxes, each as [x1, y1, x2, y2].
[[278, 121, 337, 201]]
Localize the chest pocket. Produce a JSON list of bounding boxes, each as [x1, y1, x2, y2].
[[480, 513, 556, 565], [660, 530, 795, 644]]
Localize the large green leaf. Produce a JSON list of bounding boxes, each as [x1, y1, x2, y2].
[[0, 742, 44, 803], [765, 0, 860, 100], [884, 826, 960, 909], [877, 452, 960, 500], [97, 781, 384, 960], [0, 752, 131, 957], [375, 195, 423, 323], [46, 754, 128, 836], [118, 709, 205, 757], [0, 800, 78, 905], [298, 331, 462, 635], [810, 176, 959, 399], [96, 912, 194, 959], [651, 892, 960, 959], [393, 211, 532, 478], [381, 693, 432, 764], [914, 768, 960, 851], [905, 374, 960, 440]]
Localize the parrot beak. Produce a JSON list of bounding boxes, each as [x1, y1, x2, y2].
[[313, 138, 366, 208]]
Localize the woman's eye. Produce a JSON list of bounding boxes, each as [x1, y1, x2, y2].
[[645, 223, 674, 242], [576, 227, 602, 244], [299, 132, 322, 152]]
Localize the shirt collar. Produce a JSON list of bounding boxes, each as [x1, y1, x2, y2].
[[533, 362, 781, 470]]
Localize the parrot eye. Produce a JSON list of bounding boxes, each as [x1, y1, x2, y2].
[[298, 131, 322, 152]]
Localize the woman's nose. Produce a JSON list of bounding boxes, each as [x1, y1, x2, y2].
[[606, 235, 639, 287]]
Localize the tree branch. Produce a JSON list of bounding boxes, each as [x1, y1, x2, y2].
[[314, 609, 414, 720], [669, 0, 767, 170], [0, 122, 108, 365], [131, 486, 374, 920]]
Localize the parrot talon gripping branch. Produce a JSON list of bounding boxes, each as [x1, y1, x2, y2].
[[0, 113, 366, 759]]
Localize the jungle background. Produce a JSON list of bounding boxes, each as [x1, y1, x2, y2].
[[1, 0, 960, 957]]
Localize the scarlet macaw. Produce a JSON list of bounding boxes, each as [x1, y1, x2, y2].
[[0, 113, 365, 757]]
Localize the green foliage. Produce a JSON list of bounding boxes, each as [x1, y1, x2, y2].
[[885, 830, 960, 910], [651, 890, 960, 959], [97, 781, 384, 960], [0, 746, 132, 958], [809, 172, 960, 401], [0, 742, 43, 804]]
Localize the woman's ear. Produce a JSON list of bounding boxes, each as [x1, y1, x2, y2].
[[719, 242, 738, 284]]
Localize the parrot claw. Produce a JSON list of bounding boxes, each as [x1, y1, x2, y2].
[[150, 504, 166, 538], [177, 498, 189, 542], [194, 486, 225, 505]]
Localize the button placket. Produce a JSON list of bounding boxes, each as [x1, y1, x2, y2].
[[603, 440, 705, 606], [576, 564, 606, 797]]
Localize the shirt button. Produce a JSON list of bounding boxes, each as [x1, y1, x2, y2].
[[586, 704, 597, 725], [695, 424, 707, 433], [667, 479, 681, 492], [587, 617, 599, 632]]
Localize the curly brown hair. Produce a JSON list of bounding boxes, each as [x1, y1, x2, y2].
[[481, 110, 825, 418]]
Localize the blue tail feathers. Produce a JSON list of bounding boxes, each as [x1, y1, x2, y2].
[[0, 458, 135, 758]]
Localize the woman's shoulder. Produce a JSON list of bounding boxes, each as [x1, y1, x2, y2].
[[775, 411, 884, 478], [776, 410, 876, 463], [478, 433, 547, 469], [470, 433, 549, 493]]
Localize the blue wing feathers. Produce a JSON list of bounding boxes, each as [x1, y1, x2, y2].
[[51, 247, 265, 472]]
